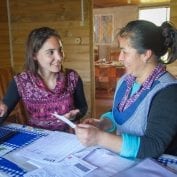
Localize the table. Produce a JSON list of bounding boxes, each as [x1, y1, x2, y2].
[[0, 123, 135, 177], [95, 64, 125, 94], [0, 123, 177, 177]]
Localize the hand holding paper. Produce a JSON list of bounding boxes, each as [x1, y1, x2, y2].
[[52, 112, 76, 129]]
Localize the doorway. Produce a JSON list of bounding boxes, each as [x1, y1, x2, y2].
[[93, 6, 135, 118]]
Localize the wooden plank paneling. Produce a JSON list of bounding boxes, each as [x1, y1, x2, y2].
[[9, 0, 90, 73], [10, 0, 81, 20], [0, 0, 11, 67], [171, 0, 177, 25]]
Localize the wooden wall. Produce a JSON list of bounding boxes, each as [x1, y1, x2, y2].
[[1, 0, 94, 117], [171, 0, 177, 24], [0, 0, 11, 67]]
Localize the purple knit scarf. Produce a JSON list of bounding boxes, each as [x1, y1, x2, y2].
[[118, 64, 166, 112]]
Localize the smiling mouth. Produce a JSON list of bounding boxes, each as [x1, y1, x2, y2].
[[52, 63, 60, 67]]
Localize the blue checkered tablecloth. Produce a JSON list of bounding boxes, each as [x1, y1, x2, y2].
[[0, 123, 48, 177]]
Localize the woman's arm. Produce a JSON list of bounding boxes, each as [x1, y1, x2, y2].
[[137, 85, 177, 158], [76, 85, 177, 159], [2, 79, 20, 117], [75, 123, 122, 153], [73, 77, 88, 120]]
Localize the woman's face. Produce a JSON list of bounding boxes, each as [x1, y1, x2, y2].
[[118, 37, 146, 78], [35, 36, 64, 73]]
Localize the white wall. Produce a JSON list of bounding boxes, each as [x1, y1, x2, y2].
[[93, 6, 138, 59]]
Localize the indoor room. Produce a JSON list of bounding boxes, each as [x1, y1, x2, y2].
[[0, 0, 177, 176]]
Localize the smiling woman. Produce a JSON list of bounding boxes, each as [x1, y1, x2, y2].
[[0, 27, 88, 132], [76, 20, 177, 160]]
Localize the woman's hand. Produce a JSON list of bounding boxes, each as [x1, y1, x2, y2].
[[75, 123, 102, 147], [64, 109, 80, 120], [81, 118, 101, 127], [75, 122, 122, 153], [82, 117, 113, 131], [0, 101, 7, 117], [63, 109, 80, 133]]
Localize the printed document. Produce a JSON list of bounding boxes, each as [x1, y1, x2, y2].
[[23, 147, 135, 177], [15, 131, 85, 164], [24, 155, 97, 177]]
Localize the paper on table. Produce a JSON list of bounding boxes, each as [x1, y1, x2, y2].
[[0, 144, 15, 156], [24, 148, 136, 177], [80, 148, 135, 176], [52, 112, 76, 128], [112, 158, 177, 177], [24, 155, 97, 177], [14, 131, 85, 165]]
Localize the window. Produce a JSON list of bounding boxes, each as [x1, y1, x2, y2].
[[139, 7, 170, 26], [139, 7, 170, 63]]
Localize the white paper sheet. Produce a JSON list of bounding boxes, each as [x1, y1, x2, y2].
[[14, 131, 85, 164], [80, 148, 135, 177], [52, 113, 76, 129], [0, 144, 15, 156], [24, 155, 97, 177], [23, 147, 135, 177]]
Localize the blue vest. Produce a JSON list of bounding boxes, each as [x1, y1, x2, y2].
[[112, 72, 177, 136]]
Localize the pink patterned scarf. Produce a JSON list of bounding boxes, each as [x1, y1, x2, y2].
[[118, 64, 166, 112]]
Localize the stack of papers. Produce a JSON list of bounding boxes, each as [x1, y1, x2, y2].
[[14, 131, 85, 165], [23, 148, 135, 177], [24, 155, 97, 177], [13, 131, 136, 177]]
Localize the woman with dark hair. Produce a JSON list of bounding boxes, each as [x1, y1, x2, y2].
[[0, 27, 88, 132], [75, 20, 177, 159]]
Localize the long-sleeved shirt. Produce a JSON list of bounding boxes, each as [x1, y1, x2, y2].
[[2, 69, 88, 131], [102, 72, 177, 159]]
